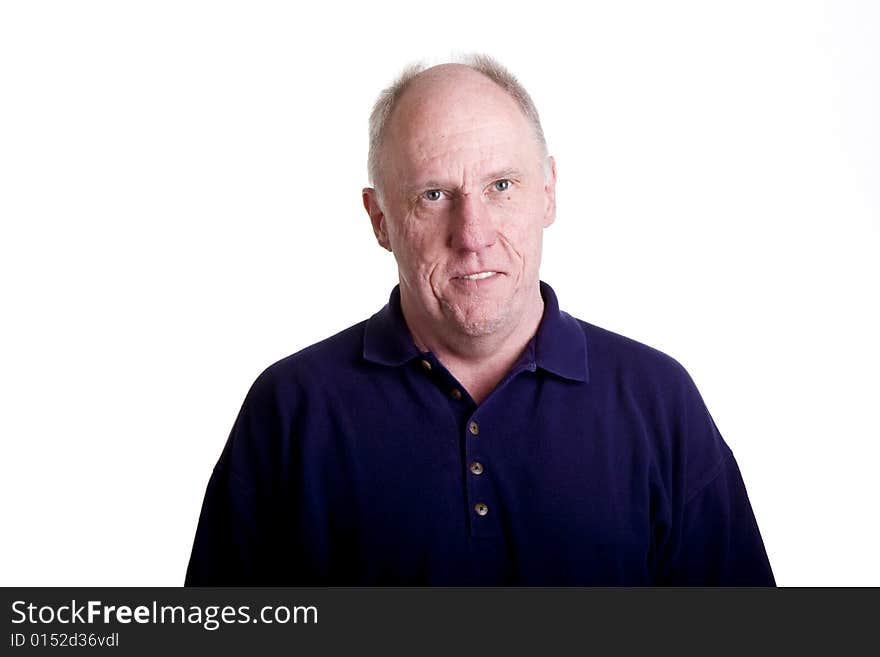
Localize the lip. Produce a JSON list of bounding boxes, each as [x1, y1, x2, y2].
[[450, 271, 505, 288], [451, 270, 505, 279]]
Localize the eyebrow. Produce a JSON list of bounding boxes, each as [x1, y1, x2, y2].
[[404, 180, 447, 196], [404, 168, 525, 196], [484, 168, 523, 183]]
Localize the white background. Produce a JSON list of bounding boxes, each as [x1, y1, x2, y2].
[[1, 0, 877, 586]]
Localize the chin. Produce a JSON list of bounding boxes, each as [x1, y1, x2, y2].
[[447, 304, 511, 338]]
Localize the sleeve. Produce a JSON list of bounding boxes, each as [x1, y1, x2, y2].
[[660, 445, 776, 585], [184, 369, 292, 586], [650, 366, 775, 586], [184, 456, 259, 585]]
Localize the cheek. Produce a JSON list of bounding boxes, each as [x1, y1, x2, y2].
[[393, 220, 444, 273], [496, 202, 545, 257]]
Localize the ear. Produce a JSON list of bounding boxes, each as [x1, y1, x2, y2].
[[542, 155, 557, 228], [362, 187, 392, 251]]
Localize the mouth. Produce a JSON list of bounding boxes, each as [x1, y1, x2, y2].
[[454, 271, 501, 281]]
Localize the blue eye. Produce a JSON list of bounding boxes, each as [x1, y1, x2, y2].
[[423, 190, 443, 201], [493, 179, 511, 192]]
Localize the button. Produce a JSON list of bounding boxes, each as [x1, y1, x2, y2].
[[468, 421, 479, 436], [469, 461, 484, 475], [474, 502, 489, 516], [420, 359, 432, 372], [450, 388, 462, 401]]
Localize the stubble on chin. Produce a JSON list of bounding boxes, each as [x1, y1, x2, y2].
[[440, 297, 511, 338]]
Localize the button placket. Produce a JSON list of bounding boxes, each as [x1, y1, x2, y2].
[[464, 413, 497, 536], [414, 355, 494, 533], [417, 356, 471, 409]]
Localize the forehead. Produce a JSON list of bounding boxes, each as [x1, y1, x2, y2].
[[385, 67, 539, 179]]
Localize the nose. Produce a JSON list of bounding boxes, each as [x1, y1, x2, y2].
[[448, 193, 496, 252]]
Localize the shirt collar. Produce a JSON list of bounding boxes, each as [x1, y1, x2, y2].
[[363, 281, 589, 383], [533, 281, 590, 382], [362, 286, 421, 367]]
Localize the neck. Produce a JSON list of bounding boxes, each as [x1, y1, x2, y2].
[[401, 285, 545, 404]]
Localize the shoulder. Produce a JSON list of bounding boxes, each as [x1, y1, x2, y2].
[[576, 319, 695, 393], [245, 320, 369, 401], [577, 320, 717, 442], [573, 318, 726, 475]]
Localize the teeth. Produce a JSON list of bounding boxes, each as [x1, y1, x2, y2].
[[460, 272, 498, 280]]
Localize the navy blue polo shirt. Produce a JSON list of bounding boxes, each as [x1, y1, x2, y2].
[[185, 282, 774, 585]]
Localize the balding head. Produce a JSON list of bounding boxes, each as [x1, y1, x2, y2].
[[367, 55, 548, 195]]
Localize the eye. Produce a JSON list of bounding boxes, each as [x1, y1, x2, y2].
[[493, 179, 511, 192], [423, 189, 443, 202]]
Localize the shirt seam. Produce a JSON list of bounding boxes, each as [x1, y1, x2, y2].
[[225, 463, 258, 496], [683, 446, 731, 506]]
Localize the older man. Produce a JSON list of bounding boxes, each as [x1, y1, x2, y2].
[[185, 55, 774, 585]]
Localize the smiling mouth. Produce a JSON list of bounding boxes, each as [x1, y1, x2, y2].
[[455, 271, 500, 281]]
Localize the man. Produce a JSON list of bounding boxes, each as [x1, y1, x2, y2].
[[185, 55, 774, 585]]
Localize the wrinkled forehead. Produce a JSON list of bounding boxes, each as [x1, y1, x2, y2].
[[384, 71, 540, 180]]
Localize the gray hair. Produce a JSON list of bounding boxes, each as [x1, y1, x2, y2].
[[367, 53, 548, 189]]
